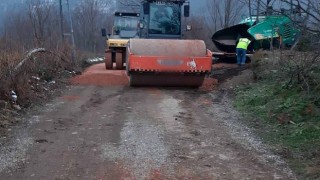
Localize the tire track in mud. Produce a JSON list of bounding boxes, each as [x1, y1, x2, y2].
[[0, 85, 131, 179], [124, 88, 295, 179], [99, 88, 171, 179], [53, 87, 127, 132]]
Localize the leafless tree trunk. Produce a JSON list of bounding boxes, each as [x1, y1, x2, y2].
[[2, 0, 60, 50], [281, 0, 320, 33], [73, 0, 113, 52], [206, 0, 246, 30], [27, 0, 54, 47]]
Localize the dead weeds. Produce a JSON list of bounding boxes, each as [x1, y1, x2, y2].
[[0, 43, 78, 130], [234, 49, 320, 179]]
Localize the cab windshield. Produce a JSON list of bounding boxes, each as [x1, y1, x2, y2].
[[149, 3, 181, 35], [113, 16, 139, 35]]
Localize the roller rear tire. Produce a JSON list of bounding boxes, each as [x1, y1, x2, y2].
[[105, 51, 113, 70], [116, 52, 124, 70]]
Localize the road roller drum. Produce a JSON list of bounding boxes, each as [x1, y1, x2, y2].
[[126, 39, 212, 87]]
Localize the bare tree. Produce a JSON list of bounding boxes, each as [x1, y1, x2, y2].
[[2, 0, 61, 50], [280, 0, 320, 33], [185, 16, 211, 42], [73, 0, 113, 52], [242, 0, 320, 48], [206, 0, 246, 30], [2, 11, 33, 50], [27, 0, 56, 47]]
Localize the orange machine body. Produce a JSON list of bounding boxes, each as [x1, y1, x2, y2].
[[126, 39, 212, 75], [127, 48, 212, 73]]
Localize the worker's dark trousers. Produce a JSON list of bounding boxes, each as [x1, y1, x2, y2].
[[236, 48, 246, 65]]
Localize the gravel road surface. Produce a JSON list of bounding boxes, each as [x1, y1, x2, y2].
[[0, 64, 296, 179]]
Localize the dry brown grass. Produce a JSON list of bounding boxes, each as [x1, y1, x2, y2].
[[0, 40, 76, 108], [0, 39, 94, 131], [0, 47, 23, 100], [250, 49, 320, 91]]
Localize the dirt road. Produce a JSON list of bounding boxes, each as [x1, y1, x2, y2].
[[0, 64, 295, 179]]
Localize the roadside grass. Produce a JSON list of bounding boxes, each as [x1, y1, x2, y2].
[[234, 50, 320, 179], [0, 42, 83, 131]]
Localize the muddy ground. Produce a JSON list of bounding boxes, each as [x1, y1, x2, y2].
[[0, 63, 296, 179]]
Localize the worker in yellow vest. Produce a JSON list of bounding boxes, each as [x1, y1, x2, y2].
[[236, 38, 251, 66]]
